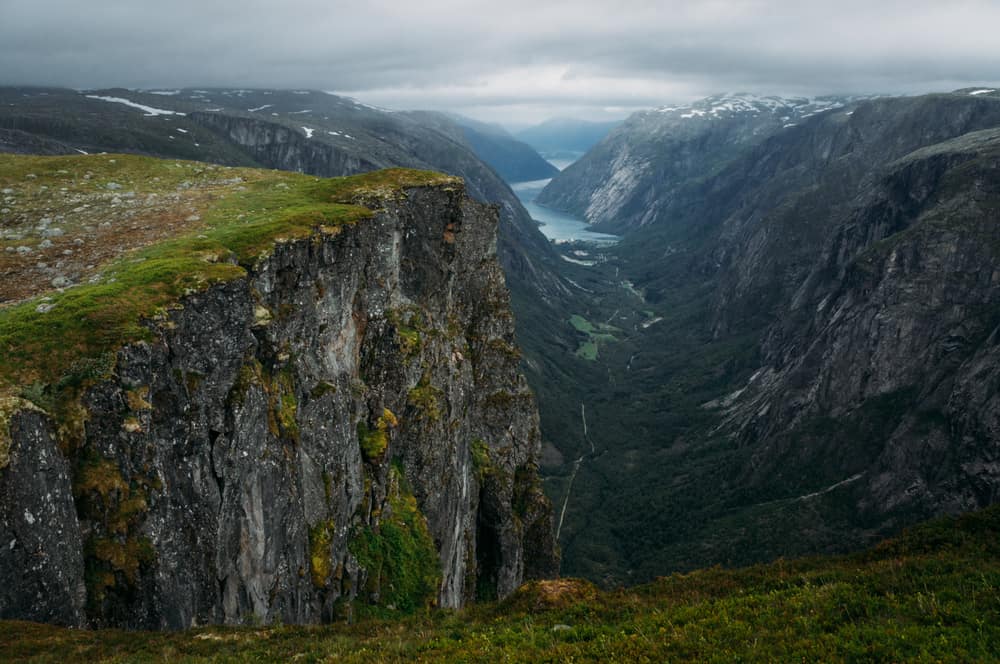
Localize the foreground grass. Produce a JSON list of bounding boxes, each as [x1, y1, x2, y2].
[[3, 507, 999, 662]]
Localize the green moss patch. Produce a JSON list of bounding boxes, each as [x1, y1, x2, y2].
[[349, 466, 441, 615], [266, 367, 299, 442], [357, 408, 398, 462], [407, 374, 444, 422], [387, 306, 431, 357], [471, 439, 498, 483], [309, 519, 337, 588], [0, 396, 43, 469], [74, 452, 157, 607]]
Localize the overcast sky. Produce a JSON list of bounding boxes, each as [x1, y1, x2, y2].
[[3, 0, 1000, 126]]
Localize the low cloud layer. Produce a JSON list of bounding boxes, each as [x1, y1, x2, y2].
[[3, 0, 999, 125]]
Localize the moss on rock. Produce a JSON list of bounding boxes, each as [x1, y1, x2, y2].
[[349, 466, 440, 614], [309, 519, 337, 588], [73, 453, 157, 606], [407, 374, 444, 422], [357, 408, 398, 462], [0, 395, 43, 469]]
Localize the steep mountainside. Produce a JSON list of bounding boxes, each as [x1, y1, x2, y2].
[[0, 155, 557, 628], [527, 90, 1000, 584], [624, 92, 1000, 333], [537, 93, 863, 232], [724, 125, 1000, 518], [430, 113, 558, 182]]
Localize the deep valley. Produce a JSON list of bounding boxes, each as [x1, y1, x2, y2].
[[2, 82, 1000, 660]]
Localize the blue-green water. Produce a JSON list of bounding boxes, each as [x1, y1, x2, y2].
[[511, 179, 619, 245]]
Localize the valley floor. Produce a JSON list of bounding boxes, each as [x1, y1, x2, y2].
[[3, 507, 999, 662]]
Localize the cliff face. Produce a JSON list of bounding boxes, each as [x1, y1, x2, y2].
[[726, 127, 1000, 522], [190, 111, 380, 177], [0, 161, 556, 629]]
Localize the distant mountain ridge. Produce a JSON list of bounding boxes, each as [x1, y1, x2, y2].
[[536, 93, 870, 232], [515, 117, 621, 163], [437, 113, 559, 182]]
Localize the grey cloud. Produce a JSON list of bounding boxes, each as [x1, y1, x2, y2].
[[1, 0, 999, 124]]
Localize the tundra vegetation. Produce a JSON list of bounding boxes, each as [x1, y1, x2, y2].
[[1, 506, 998, 661]]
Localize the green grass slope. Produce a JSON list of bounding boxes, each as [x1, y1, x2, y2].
[[3, 506, 998, 662]]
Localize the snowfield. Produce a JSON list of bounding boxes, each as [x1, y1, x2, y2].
[[85, 95, 185, 117]]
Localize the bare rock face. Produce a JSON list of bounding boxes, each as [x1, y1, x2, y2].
[[0, 183, 558, 629], [0, 406, 87, 625], [728, 128, 1000, 526]]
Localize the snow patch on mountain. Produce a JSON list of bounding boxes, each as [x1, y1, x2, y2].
[[85, 95, 185, 117], [652, 93, 856, 123]]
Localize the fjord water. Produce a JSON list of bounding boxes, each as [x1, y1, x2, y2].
[[540, 154, 580, 171], [510, 178, 619, 244]]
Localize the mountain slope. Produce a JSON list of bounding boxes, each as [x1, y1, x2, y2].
[[726, 125, 1000, 517], [432, 113, 558, 182], [531, 90, 1000, 584], [537, 93, 863, 232]]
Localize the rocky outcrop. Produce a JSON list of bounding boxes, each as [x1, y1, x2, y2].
[[0, 403, 87, 625], [0, 181, 557, 629]]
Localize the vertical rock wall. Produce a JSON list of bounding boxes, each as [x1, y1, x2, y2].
[[0, 183, 558, 628]]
